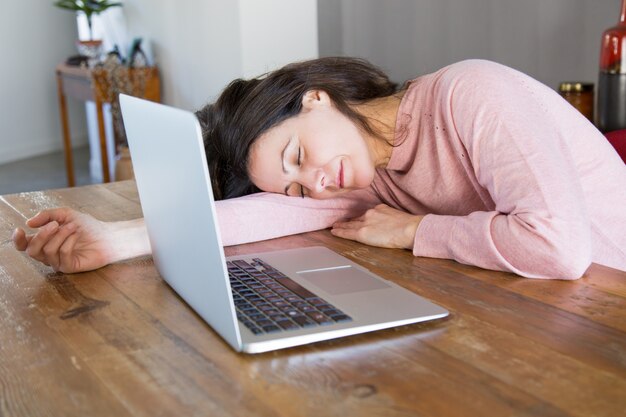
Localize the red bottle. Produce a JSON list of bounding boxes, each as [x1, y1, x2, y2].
[[598, 0, 626, 132]]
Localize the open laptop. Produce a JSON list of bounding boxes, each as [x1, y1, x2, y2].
[[120, 94, 448, 354]]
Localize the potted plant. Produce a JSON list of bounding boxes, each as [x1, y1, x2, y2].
[[54, 0, 123, 61]]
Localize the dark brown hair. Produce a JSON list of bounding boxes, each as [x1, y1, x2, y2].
[[195, 56, 398, 200]]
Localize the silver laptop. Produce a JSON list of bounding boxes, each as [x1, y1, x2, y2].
[[120, 94, 448, 354]]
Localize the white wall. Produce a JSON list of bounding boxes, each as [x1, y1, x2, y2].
[[319, 0, 622, 90], [0, 0, 87, 165], [122, 0, 318, 111], [239, 0, 319, 78], [120, 0, 242, 111]]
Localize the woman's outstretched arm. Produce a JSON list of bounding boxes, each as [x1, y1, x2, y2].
[[12, 188, 379, 273], [12, 208, 151, 273], [412, 60, 598, 280]]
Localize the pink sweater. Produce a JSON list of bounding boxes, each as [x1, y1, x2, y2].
[[216, 60, 626, 279]]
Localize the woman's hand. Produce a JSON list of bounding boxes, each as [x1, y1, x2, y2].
[[12, 208, 150, 274], [330, 204, 423, 250]]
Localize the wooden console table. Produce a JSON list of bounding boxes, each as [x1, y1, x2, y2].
[[55, 64, 160, 186]]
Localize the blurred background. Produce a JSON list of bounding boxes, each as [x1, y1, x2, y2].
[[0, 0, 621, 194]]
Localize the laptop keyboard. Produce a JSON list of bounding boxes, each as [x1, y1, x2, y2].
[[227, 258, 353, 335]]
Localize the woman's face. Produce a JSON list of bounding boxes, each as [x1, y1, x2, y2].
[[248, 91, 378, 199]]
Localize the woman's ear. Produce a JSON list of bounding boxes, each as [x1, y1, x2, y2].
[[301, 90, 331, 111]]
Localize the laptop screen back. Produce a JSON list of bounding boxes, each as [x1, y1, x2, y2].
[[120, 94, 242, 351]]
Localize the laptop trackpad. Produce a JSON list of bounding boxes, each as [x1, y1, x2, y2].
[[297, 266, 390, 295]]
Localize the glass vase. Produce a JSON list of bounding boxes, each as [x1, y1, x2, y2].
[[598, 0, 626, 132]]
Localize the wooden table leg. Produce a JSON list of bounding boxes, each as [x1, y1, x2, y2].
[[95, 99, 111, 183], [56, 71, 75, 187]]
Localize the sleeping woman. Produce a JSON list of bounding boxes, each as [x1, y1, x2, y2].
[[11, 57, 626, 279]]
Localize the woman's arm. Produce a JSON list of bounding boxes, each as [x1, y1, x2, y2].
[[414, 60, 594, 280], [12, 208, 151, 273], [216, 188, 380, 246], [12, 188, 379, 273]]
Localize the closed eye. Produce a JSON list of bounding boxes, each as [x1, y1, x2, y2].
[[297, 147, 304, 198]]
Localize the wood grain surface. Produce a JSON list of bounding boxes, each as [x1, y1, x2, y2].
[[0, 181, 624, 417]]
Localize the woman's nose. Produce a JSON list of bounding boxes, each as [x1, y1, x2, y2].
[[301, 169, 326, 194]]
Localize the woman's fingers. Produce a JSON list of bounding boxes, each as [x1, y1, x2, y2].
[[13, 208, 80, 269], [42, 223, 77, 271], [330, 226, 359, 241], [26, 208, 72, 228], [331, 217, 368, 242], [24, 221, 59, 262], [12, 228, 31, 251], [331, 205, 423, 249]]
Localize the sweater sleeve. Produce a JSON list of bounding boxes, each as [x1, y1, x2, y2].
[[216, 188, 380, 246], [413, 60, 592, 279]]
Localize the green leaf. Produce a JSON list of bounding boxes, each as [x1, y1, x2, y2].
[[53, 0, 122, 14]]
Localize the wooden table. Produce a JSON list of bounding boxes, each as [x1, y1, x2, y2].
[[0, 181, 625, 417], [55, 64, 160, 186]]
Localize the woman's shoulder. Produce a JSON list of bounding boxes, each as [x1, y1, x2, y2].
[[405, 59, 525, 104], [433, 59, 524, 87], [412, 59, 549, 110], [445, 59, 511, 72]]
